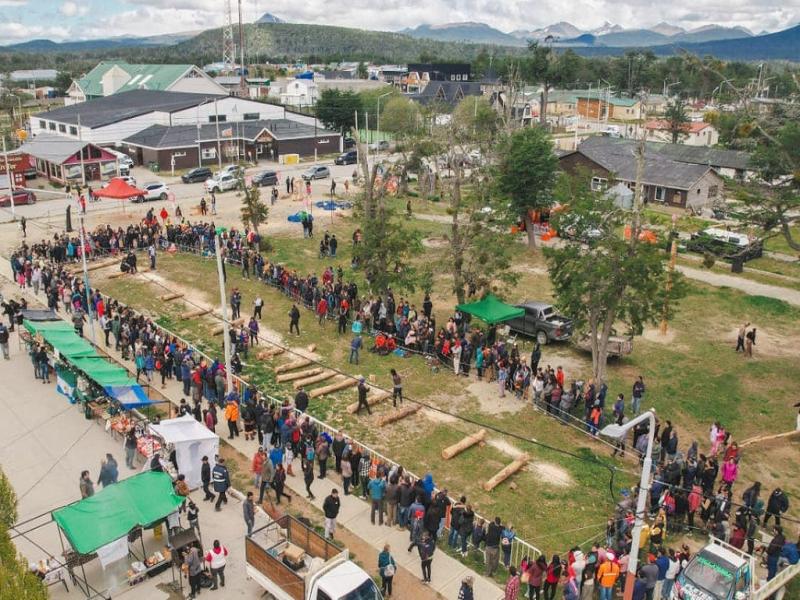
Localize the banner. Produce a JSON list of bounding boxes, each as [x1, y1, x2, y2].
[[56, 365, 76, 402]]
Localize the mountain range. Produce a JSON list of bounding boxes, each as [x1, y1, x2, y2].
[[0, 16, 797, 62], [402, 20, 755, 47]]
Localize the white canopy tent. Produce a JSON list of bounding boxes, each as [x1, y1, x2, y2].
[[148, 415, 219, 488]]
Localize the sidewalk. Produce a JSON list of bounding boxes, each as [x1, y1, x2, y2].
[[4, 263, 504, 600]]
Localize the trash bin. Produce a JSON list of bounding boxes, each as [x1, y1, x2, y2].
[[731, 257, 744, 273]]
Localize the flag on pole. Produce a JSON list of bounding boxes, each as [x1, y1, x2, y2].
[[56, 365, 76, 402]]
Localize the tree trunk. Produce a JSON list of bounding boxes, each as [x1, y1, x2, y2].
[[780, 219, 800, 251], [539, 84, 549, 126], [450, 163, 466, 304], [523, 213, 537, 249]]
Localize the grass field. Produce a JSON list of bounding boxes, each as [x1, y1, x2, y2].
[[95, 211, 800, 554]]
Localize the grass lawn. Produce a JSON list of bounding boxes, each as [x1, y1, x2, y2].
[[763, 226, 800, 256], [95, 213, 800, 554]]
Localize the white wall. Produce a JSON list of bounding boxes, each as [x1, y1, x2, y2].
[[169, 73, 228, 96], [171, 97, 298, 126]]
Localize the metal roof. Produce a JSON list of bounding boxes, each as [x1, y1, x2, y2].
[[19, 133, 92, 164], [75, 61, 196, 98], [574, 136, 717, 190], [123, 119, 337, 149], [33, 89, 224, 129], [579, 135, 751, 172], [408, 81, 483, 106]]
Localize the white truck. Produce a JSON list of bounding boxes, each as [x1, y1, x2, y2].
[[245, 515, 383, 600], [672, 538, 800, 600]]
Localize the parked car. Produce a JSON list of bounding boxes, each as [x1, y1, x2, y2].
[[505, 300, 573, 345], [135, 182, 169, 202], [368, 140, 390, 151], [252, 170, 278, 186], [334, 151, 358, 166], [343, 136, 356, 149], [0, 189, 36, 207], [205, 173, 240, 193], [181, 167, 212, 184], [686, 227, 763, 262], [301, 166, 330, 181], [219, 164, 244, 178]]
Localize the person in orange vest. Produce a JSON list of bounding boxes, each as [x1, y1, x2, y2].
[[595, 552, 621, 600], [224, 399, 239, 440]]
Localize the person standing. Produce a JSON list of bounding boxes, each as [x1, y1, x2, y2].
[[289, 304, 300, 336], [485, 517, 502, 577], [0, 322, 10, 360], [212, 458, 230, 511], [323, 489, 340, 539], [303, 460, 315, 500], [273, 463, 292, 504], [258, 457, 275, 505], [505, 566, 521, 600], [632, 376, 645, 415], [736, 321, 750, 352], [253, 295, 264, 319], [79, 470, 94, 498], [243, 492, 255, 536], [766, 526, 786, 580], [745, 327, 757, 358], [458, 576, 475, 600], [378, 544, 397, 597], [204, 539, 228, 589], [124, 429, 137, 469], [764, 487, 790, 527], [201, 455, 215, 502], [349, 334, 362, 364], [148, 244, 156, 270], [356, 377, 371, 415], [183, 545, 203, 599], [390, 369, 403, 407], [368, 474, 386, 525], [224, 399, 239, 439], [418, 531, 435, 584], [97, 454, 118, 488]]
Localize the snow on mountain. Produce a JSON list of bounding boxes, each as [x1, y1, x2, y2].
[[651, 22, 686, 36]]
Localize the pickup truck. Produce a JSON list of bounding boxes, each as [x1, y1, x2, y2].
[[245, 515, 382, 600], [673, 538, 799, 600], [574, 331, 633, 358], [505, 301, 573, 345]]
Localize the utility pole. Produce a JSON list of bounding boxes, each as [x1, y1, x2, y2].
[[214, 233, 234, 394], [222, 0, 235, 72], [660, 214, 678, 335], [78, 212, 96, 344], [77, 115, 86, 186], [214, 98, 222, 170], [238, 0, 247, 96], [2, 138, 15, 220]]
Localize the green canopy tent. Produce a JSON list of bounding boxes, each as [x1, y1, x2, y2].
[[23, 320, 74, 335], [455, 294, 524, 325], [53, 471, 184, 555]]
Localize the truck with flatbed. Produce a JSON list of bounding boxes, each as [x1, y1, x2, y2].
[[245, 514, 383, 600]]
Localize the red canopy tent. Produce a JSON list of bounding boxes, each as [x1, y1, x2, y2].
[[93, 178, 146, 200]]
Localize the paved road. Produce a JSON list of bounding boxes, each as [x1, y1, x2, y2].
[[677, 264, 800, 306]]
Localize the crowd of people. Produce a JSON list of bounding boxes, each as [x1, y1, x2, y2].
[[12, 221, 799, 600]]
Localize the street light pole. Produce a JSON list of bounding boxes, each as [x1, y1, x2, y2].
[[78, 211, 96, 344], [376, 91, 392, 145], [599, 411, 656, 600]]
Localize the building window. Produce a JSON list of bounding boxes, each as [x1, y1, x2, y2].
[[708, 185, 718, 198], [243, 113, 259, 121], [450, 75, 456, 81], [591, 177, 608, 192], [49, 122, 56, 131], [654, 186, 666, 202], [69, 126, 77, 135], [39, 120, 46, 129], [201, 147, 217, 160], [58, 124, 66, 133], [209, 115, 227, 123]]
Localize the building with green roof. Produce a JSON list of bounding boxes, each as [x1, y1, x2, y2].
[[66, 61, 226, 105]]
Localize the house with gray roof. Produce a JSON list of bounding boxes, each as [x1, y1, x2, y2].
[[559, 135, 726, 211]]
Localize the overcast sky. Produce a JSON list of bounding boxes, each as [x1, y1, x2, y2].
[[1, 0, 796, 42]]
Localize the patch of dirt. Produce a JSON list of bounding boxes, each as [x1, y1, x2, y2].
[[422, 407, 459, 424], [422, 237, 448, 249], [640, 327, 676, 345], [512, 264, 548, 276], [467, 380, 526, 414], [724, 326, 800, 359], [487, 439, 573, 487]]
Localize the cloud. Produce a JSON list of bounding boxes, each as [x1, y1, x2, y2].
[[81, 7, 222, 39], [60, 1, 89, 17], [0, 0, 28, 5], [0, 22, 69, 41]]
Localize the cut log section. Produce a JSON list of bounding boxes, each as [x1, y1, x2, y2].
[[211, 318, 244, 335], [159, 292, 184, 301], [293, 370, 336, 389], [257, 347, 284, 360], [276, 368, 323, 384], [482, 454, 530, 492], [378, 404, 421, 427], [442, 429, 487, 460], [309, 377, 358, 399], [274, 358, 313, 374], [181, 308, 211, 320], [346, 390, 391, 414]]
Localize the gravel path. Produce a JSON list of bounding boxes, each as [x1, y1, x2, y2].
[[677, 265, 800, 306]]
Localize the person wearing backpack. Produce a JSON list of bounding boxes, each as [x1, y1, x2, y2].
[[378, 544, 397, 597]]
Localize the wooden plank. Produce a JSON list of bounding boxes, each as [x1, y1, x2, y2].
[[276, 368, 324, 384], [159, 292, 184, 301], [378, 404, 420, 427], [482, 454, 529, 492], [309, 377, 358, 399], [211, 317, 244, 336], [293, 370, 336, 389], [274, 358, 313, 374], [442, 429, 487, 460], [347, 390, 391, 414], [257, 347, 284, 360], [739, 429, 800, 449], [180, 308, 211, 319]]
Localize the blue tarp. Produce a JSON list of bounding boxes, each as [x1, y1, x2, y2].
[[104, 385, 153, 410]]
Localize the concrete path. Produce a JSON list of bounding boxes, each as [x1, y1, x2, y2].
[[2, 265, 504, 600], [677, 264, 800, 306]]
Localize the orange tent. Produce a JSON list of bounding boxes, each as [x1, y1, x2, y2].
[[624, 225, 658, 244], [93, 178, 146, 200]]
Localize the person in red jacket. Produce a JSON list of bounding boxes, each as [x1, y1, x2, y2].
[[204, 539, 228, 590]]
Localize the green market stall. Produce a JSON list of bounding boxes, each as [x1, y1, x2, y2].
[[455, 294, 525, 324]]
